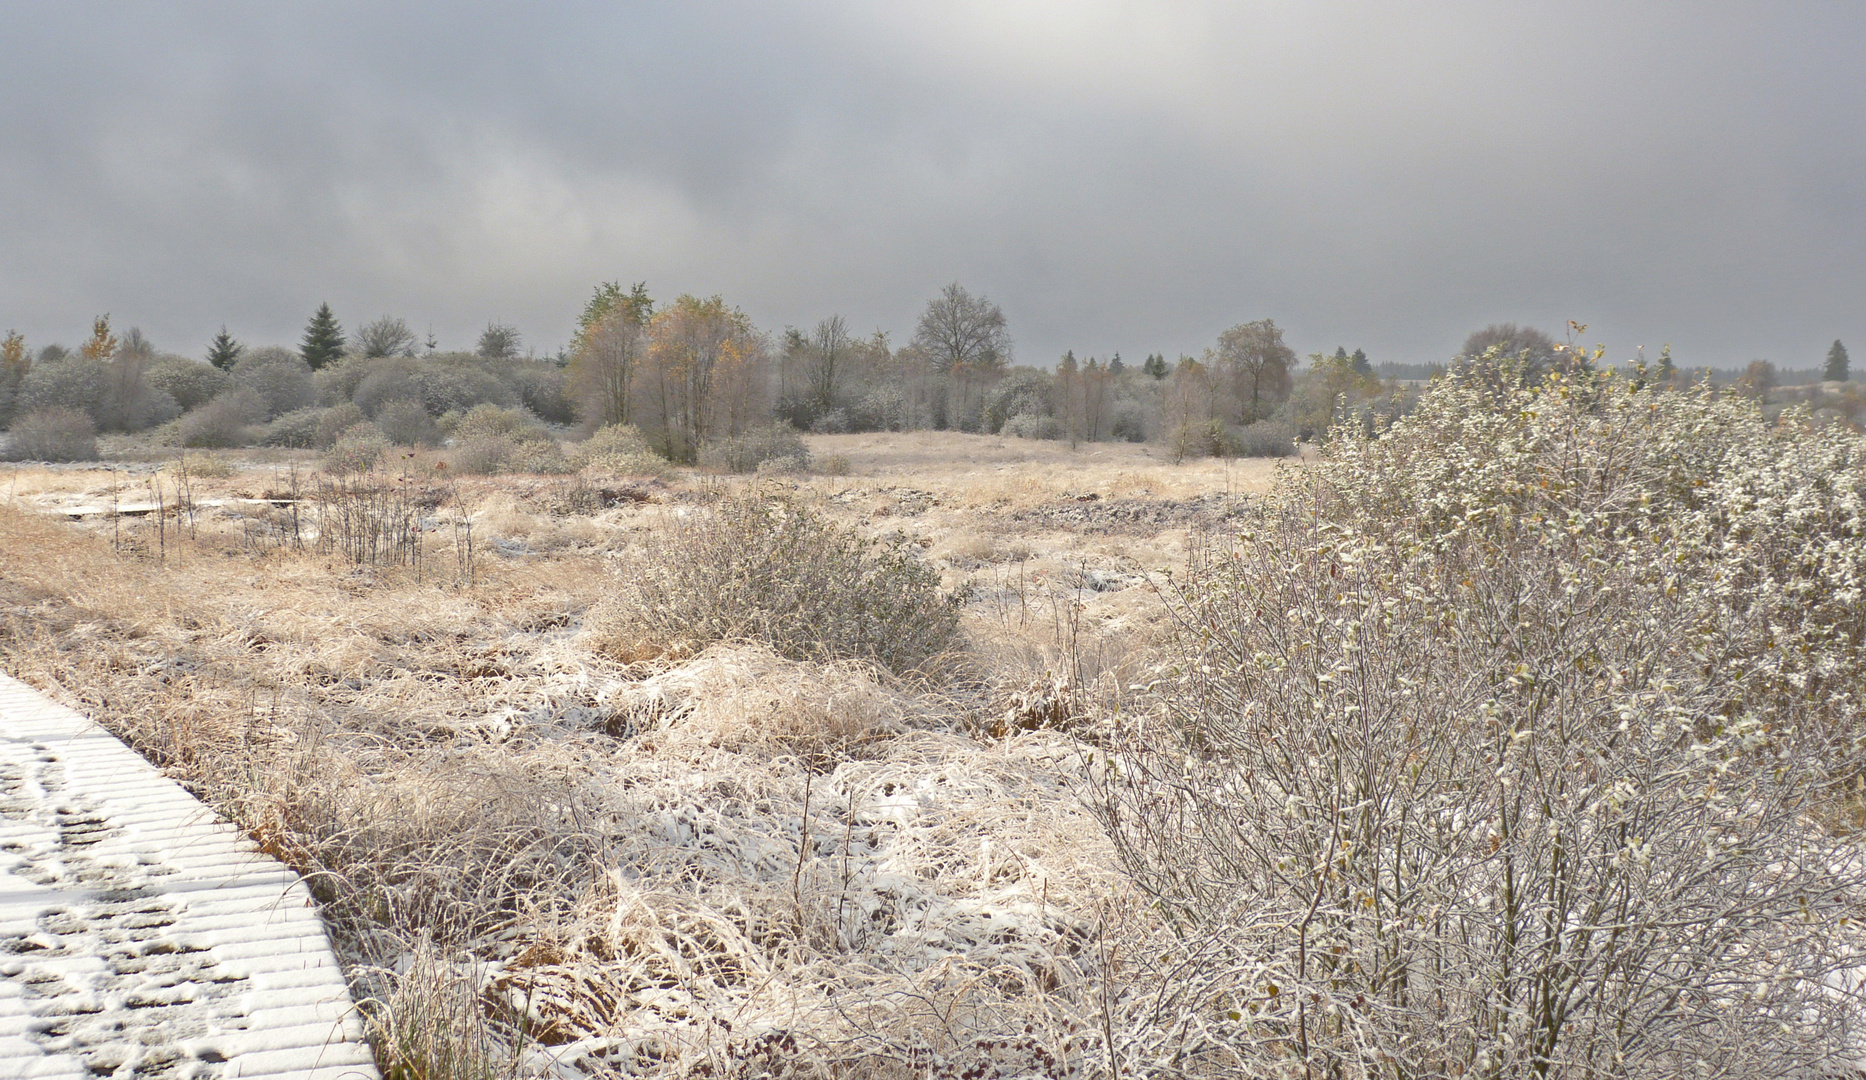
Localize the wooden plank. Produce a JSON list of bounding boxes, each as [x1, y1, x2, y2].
[[0, 673, 379, 1080]]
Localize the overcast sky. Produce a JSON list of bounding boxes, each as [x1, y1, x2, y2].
[[2, 1, 1861, 369]]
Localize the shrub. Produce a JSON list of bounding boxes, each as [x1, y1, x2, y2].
[[262, 406, 329, 449], [503, 361, 574, 424], [1000, 411, 1060, 440], [754, 454, 808, 475], [572, 423, 667, 476], [449, 403, 552, 446], [1091, 368, 1866, 1077], [145, 356, 230, 411], [450, 433, 572, 476], [849, 386, 909, 432], [697, 423, 807, 474], [2, 406, 98, 462], [350, 358, 422, 416], [374, 398, 440, 447], [1108, 398, 1150, 442], [316, 402, 368, 449], [16, 355, 108, 421], [230, 346, 315, 418], [312, 355, 374, 406], [352, 357, 519, 419], [808, 407, 851, 434], [983, 368, 1054, 433], [325, 422, 390, 474], [174, 388, 266, 448], [589, 494, 963, 674], [1228, 418, 1298, 457]]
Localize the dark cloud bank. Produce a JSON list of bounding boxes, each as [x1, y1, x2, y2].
[[2, 1, 1862, 369]]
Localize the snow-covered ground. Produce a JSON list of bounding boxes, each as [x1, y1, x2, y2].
[[0, 673, 376, 1079]]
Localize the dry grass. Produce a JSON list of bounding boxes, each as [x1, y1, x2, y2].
[[0, 434, 1284, 1076]]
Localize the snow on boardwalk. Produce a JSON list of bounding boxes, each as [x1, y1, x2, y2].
[[0, 673, 378, 1080]]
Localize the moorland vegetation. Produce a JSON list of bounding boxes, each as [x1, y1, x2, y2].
[[1, 292, 1865, 1077]]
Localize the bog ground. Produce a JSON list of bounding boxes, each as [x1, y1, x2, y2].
[[0, 432, 1276, 1077]]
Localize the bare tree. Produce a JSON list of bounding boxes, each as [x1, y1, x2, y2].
[[914, 283, 1010, 375], [567, 308, 647, 429], [804, 314, 852, 416], [1207, 318, 1295, 423], [356, 316, 420, 359]]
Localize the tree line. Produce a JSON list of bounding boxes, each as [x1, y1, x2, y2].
[[2, 289, 1856, 465]]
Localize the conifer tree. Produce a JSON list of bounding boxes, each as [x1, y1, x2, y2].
[[300, 304, 345, 370], [1826, 339, 1849, 382], [205, 325, 243, 371], [1142, 352, 1170, 379]]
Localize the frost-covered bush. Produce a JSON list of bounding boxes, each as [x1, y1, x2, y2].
[[230, 347, 315, 418], [1093, 366, 1866, 1078], [145, 357, 229, 412], [174, 388, 266, 448], [325, 422, 389, 474], [448, 403, 553, 446], [447, 407, 569, 474], [983, 367, 1054, 434], [451, 435, 574, 475], [1109, 397, 1151, 442], [571, 423, 666, 476], [15, 355, 108, 421], [315, 402, 368, 450], [589, 494, 963, 674], [262, 406, 328, 449], [2, 406, 97, 461], [504, 360, 574, 424], [1001, 411, 1060, 440], [351, 357, 518, 419], [849, 386, 909, 432], [696, 423, 807, 474], [374, 397, 440, 447], [1229, 418, 1298, 457]]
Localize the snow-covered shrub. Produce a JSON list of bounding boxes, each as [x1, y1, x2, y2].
[[325, 421, 389, 474], [571, 422, 666, 476], [145, 356, 229, 412], [2, 406, 97, 461], [173, 387, 266, 448], [984, 367, 1054, 434], [374, 397, 439, 447], [230, 346, 315, 418], [1092, 365, 1866, 1078], [1229, 418, 1298, 457], [697, 423, 808, 474], [588, 494, 962, 674], [1001, 411, 1060, 440]]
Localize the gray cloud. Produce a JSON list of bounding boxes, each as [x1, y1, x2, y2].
[[2, 1, 1862, 370]]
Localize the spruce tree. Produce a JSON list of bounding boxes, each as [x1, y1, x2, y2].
[[1142, 352, 1170, 380], [205, 325, 243, 371], [1350, 348, 1371, 376], [1826, 339, 1849, 382], [300, 303, 346, 370]]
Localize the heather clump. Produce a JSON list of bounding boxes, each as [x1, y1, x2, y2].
[[588, 493, 962, 674]]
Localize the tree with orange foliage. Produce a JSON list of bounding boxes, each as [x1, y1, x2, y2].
[[80, 315, 118, 361], [637, 295, 770, 463]]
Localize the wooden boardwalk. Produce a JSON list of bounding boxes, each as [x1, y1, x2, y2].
[[0, 674, 378, 1079]]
